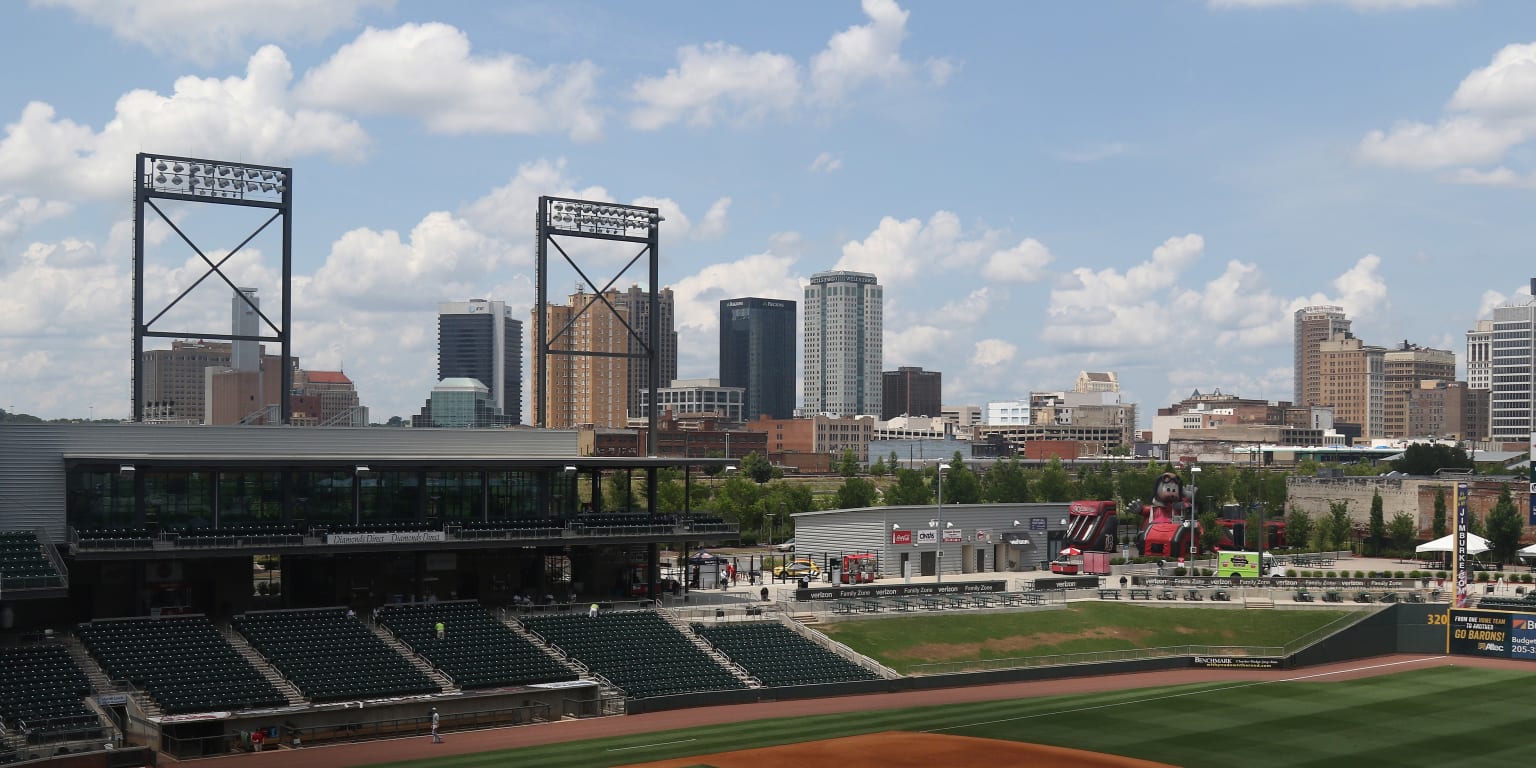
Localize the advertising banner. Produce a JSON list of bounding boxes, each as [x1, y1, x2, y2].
[[1456, 482, 1470, 609], [942, 528, 963, 543], [1192, 656, 1284, 669], [1029, 518, 1047, 531], [325, 531, 446, 545], [1447, 609, 1512, 658], [915, 529, 939, 545], [1529, 431, 1536, 526], [891, 529, 912, 545], [796, 580, 1007, 601], [975, 529, 989, 542]]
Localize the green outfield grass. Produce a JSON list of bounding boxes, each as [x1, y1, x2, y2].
[[819, 603, 1353, 672], [371, 664, 1536, 768]]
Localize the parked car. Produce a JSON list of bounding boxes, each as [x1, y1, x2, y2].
[[772, 559, 820, 579], [776, 537, 796, 552]]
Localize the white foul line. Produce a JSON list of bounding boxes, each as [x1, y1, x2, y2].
[[607, 737, 698, 752], [923, 656, 1440, 734]]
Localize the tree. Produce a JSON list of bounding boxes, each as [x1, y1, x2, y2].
[[1391, 443, 1473, 476], [604, 472, 636, 511], [712, 476, 763, 521], [836, 448, 860, 478], [1263, 472, 1289, 512], [1077, 462, 1115, 502], [1245, 509, 1264, 549], [1286, 509, 1314, 552], [739, 451, 773, 483], [1367, 490, 1386, 556], [1432, 488, 1448, 540], [883, 469, 933, 506], [1326, 500, 1353, 552], [1198, 510, 1224, 553], [1192, 466, 1232, 516], [889, 451, 901, 471], [1034, 457, 1073, 502], [1295, 457, 1321, 477], [832, 477, 878, 510], [1486, 485, 1523, 564], [938, 462, 981, 505], [868, 456, 888, 476], [982, 457, 1031, 503], [1388, 512, 1418, 554]]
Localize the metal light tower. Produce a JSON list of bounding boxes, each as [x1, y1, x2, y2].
[[930, 462, 952, 583], [131, 153, 293, 424]]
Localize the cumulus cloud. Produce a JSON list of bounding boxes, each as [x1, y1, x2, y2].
[[629, 0, 946, 130], [31, 0, 389, 64], [1360, 41, 1536, 182], [809, 152, 843, 173], [1043, 234, 1388, 355], [670, 250, 803, 336], [297, 23, 602, 140], [982, 238, 1054, 283], [835, 211, 1006, 282], [971, 339, 1017, 367], [0, 197, 71, 244], [0, 46, 367, 200]]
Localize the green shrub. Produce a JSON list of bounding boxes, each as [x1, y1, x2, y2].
[[1326, 571, 1337, 578], [1477, 572, 1491, 583], [1523, 573, 1533, 584], [1436, 570, 1448, 579], [1354, 570, 1366, 578], [1286, 569, 1297, 577], [1394, 570, 1406, 579], [1173, 567, 1187, 576]]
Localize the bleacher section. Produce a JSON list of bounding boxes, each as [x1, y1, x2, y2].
[[167, 525, 303, 548], [523, 611, 747, 698], [0, 646, 100, 743], [692, 622, 881, 688], [73, 529, 153, 551], [233, 608, 439, 701], [1477, 595, 1536, 610], [0, 531, 63, 589], [77, 616, 286, 715], [377, 601, 576, 689]]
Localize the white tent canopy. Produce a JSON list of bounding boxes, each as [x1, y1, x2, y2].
[[1518, 542, 1536, 558], [1415, 532, 1490, 555]]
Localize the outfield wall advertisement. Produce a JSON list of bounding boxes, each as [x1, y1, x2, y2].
[[1446, 608, 1536, 660]]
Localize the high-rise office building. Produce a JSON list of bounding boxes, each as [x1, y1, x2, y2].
[[881, 366, 941, 420], [611, 286, 677, 421], [804, 270, 882, 417], [1294, 305, 1352, 407], [719, 297, 796, 420], [1317, 333, 1385, 439], [531, 290, 630, 429], [1470, 282, 1536, 445], [1467, 319, 1493, 391], [1381, 342, 1456, 439], [438, 299, 522, 424]]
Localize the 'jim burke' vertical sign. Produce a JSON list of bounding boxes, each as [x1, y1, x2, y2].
[[1455, 482, 1470, 609]]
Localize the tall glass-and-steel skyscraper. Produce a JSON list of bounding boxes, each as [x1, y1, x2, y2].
[[438, 299, 523, 424], [804, 270, 883, 417], [720, 297, 796, 420]]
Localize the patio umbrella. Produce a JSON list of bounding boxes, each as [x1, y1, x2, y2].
[[1059, 546, 1082, 556]]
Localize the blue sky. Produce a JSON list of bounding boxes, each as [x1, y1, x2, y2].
[[4, 0, 1536, 423]]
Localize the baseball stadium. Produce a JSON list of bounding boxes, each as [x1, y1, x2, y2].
[[1, 422, 1534, 768]]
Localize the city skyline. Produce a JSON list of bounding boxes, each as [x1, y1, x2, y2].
[[8, 2, 1536, 422]]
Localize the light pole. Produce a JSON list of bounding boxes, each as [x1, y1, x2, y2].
[[765, 512, 775, 548], [932, 462, 951, 583], [1188, 466, 1201, 573]]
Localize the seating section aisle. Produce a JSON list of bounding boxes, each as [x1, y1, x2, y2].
[[378, 601, 576, 689], [77, 616, 286, 715], [522, 611, 746, 699], [234, 608, 439, 702], [0, 531, 63, 589], [0, 645, 100, 742], [692, 622, 881, 687]]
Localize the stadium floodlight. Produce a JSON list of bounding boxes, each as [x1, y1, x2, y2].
[[564, 465, 578, 472], [355, 465, 370, 474], [119, 464, 135, 476]]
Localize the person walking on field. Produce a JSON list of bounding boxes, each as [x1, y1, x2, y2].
[[430, 708, 443, 743]]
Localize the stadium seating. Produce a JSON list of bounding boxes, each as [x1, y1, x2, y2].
[[0, 645, 101, 743], [73, 528, 153, 551], [522, 611, 746, 698], [77, 615, 286, 715], [692, 622, 881, 688], [376, 601, 576, 689], [0, 531, 64, 589], [167, 525, 303, 547], [233, 608, 440, 701], [1476, 595, 1536, 610]]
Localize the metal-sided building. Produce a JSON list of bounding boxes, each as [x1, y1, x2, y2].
[[789, 503, 1075, 580]]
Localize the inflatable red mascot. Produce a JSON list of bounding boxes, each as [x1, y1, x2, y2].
[[1136, 471, 1198, 558]]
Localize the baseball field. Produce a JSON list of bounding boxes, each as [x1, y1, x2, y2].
[[339, 657, 1533, 768]]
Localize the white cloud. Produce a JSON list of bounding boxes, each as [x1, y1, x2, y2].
[[971, 339, 1017, 368], [695, 198, 731, 239], [1043, 235, 1389, 356], [0, 46, 367, 200], [835, 210, 1002, 282], [297, 212, 503, 314], [297, 23, 602, 140], [0, 197, 71, 243], [1449, 42, 1536, 115], [31, 0, 390, 64], [886, 324, 951, 365], [629, 43, 800, 130], [1358, 118, 1523, 170], [628, 0, 946, 130], [809, 152, 843, 173], [670, 250, 804, 336], [1443, 166, 1532, 187], [982, 238, 1054, 283], [810, 0, 912, 102], [1209, 0, 1457, 9]]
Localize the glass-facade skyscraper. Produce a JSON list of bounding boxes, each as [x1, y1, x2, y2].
[[719, 297, 796, 420], [438, 299, 523, 424]]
